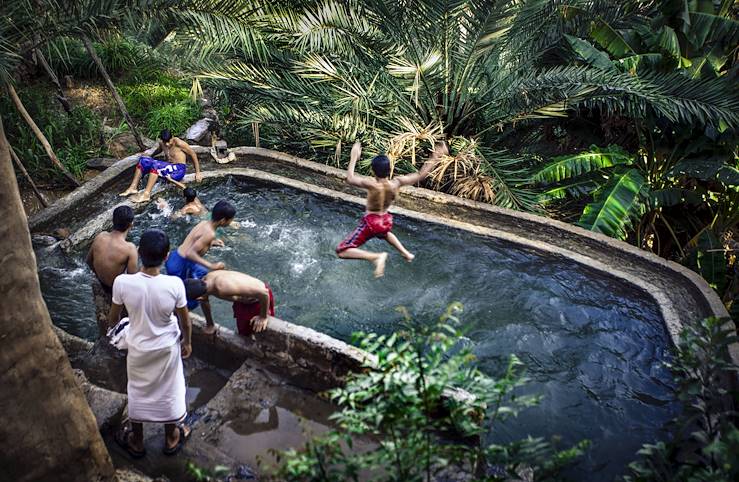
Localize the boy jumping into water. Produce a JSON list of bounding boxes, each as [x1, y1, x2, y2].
[[336, 140, 447, 277], [184, 270, 274, 336], [120, 129, 202, 204], [165, 200, 235, 334]]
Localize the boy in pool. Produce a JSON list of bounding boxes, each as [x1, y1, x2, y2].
[[336, 140, 447, 277], [86, 205, 138, 335], [165, 200, 236, 334], [177, 187, 207, 217], [120, 129, 203, 204], [184, 270, 274, 336]]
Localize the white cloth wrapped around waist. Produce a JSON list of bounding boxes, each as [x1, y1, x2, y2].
[[127, 342, 186, 424]]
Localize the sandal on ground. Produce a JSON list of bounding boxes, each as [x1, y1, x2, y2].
[[162, 423, 191, 456], [114, 425, 146, 459]]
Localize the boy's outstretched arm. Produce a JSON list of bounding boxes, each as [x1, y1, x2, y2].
[[395, 141, 448, 187], [345, 141, 373, 188]]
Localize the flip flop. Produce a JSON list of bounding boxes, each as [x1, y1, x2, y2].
[[114, 425, 146, 459], [162, 423, 191, 456]]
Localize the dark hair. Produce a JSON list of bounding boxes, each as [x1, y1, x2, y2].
[[112, 205, 134, 231], [138, 229, 169, 267], [160, 129, 172, 141], [183, 187, 197, 203], [184, 278, 208, 301], [371, 154, 391, 178], [212, 200, 236, 222]]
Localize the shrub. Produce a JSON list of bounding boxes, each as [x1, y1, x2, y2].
[[145, 101, 199, 139], [625, 317, 739, 481], [270, 304, 588, 481]]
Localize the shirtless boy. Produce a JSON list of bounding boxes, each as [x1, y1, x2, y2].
[[184, 270, 274, 336], [336, 140, 447, 277], [120, 129, 203, 203], [165, 200, 236, 334], [178, 187, 207, 217], [86, 205, 138, 334]]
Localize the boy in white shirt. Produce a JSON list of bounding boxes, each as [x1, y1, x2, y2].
[[108, 228, 193, 457]]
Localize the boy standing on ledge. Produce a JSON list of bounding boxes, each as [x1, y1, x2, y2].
[[166, 200, 236, 334], [109, 229, 192, 458], [120, 129, 203, 204], [336, 140, 447, 277]]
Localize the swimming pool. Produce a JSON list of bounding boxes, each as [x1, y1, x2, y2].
[[38, 176, 678, 480]]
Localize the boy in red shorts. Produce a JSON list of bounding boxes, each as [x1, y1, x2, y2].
[[184, 270, 274, 336], [336, 140, 447, 277]]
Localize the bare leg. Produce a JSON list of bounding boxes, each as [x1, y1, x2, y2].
[[120, 168, 143, 196], [131, 173, 158, 203], [164, 422, 190, 451], [129, 422, 144, 453], [338, 248, 388, 278], [385, 232, 414, 262], [200, 297, 217, 335]]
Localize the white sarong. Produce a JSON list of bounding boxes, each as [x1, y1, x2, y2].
[[127, 343, 186, 424]]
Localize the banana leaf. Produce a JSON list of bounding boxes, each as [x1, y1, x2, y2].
[[683, 230, 727, 293], [532, 145, 632, 184], [669, 156, 739, 185], [564, 35, 614, 71], [577, 168, 647, 240], [590, 20, 634, 57]]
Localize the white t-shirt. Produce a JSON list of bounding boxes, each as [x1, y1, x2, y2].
[[112, 272, 187, 352]]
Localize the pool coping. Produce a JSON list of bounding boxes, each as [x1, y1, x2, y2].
[[30, 147, 738, 369]]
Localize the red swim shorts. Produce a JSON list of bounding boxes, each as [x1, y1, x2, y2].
[[336, 213, 393, 253], [233, 283, 275, 336]]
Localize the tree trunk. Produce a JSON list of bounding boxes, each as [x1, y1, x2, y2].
[[6, 82, 81, 187], [10, 144, 48, 208], [81, 34, 145, 151], [0, 114, 116, 481], [35, 48, 73, 114]]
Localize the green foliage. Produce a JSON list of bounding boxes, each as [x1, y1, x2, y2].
[[118, 78, 199, 137], [271, 305, 587, 481], [145, 101, 199, 138], [625, 317, 739, 482], [185, 461, 231, 482], [1, 89, 103, 182]]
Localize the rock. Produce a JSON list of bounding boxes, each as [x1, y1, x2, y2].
[[53, 227, 71, 239], [87, 157, 119, 171], [185, 118, 214, 144], [32, 234, 58, 247], [114, 468, 157, 482], [73, 369, 128, 431]]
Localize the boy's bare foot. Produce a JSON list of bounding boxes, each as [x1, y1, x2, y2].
[[130, 192, 151, 203], [373, 252, 388, 278], [404, 253, 415, 262], [119, 188, 138, 197], [202, 324, 218, 335]]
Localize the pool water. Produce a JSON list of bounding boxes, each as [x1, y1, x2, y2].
[[37, 177, 677, 480]]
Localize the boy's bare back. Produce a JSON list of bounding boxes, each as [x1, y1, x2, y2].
[[88, 232, 137, 287]]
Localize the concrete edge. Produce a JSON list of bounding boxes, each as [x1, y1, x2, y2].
[[238, 147, 729, 322]]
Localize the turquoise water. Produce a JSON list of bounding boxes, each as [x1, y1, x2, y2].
[[37, 177, 677, 480]]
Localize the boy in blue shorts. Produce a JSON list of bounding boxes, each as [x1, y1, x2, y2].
[[120, 129, 202, 203], [165, 200, 235, 334]]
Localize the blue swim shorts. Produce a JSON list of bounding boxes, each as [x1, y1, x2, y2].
[[165, 249, 209, 309], [138, 156, 186, 182]]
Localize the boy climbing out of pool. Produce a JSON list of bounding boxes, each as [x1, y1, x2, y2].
[[165, 199, 236, 334], [336, 140, 447, 277], [120, 129, 203, 204], [184, 270, 274, 336]]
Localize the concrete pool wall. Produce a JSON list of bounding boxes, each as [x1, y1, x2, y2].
[[30, 146, 734, 362]]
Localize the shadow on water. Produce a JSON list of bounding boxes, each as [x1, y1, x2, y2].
[[37, 177, 678, 481]]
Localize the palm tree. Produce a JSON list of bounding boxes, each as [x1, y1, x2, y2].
[[176, 0, 737, 212], [0, 113, 116, 481]]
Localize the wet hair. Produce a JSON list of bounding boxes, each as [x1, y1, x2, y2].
[[112, 205, 134, 231], [138, 229, 169, 267], [371, 154, 391, 178], [184, 278, 208, 301], [160, 129, 172, 142], [183, 187, 197, 203], [212, 200, 236, 222]]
